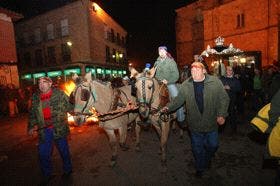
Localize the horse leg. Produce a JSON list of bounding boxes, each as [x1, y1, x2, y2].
[[160, 121, 170, 173], [119, 124, 129, 151], [179, 128, 184, 143], [135, 117, 141, 152], [105, 129, 118, 167]]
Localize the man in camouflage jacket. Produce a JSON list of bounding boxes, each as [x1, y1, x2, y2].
[[28, 77, 74, 184]]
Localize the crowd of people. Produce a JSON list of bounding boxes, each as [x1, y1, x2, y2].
[[0, 84, 34, 118], [1, 45, 279, 185]]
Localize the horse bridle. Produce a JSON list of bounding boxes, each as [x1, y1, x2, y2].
[[136, 76, 155, 106], [72, 82, 96, 114]]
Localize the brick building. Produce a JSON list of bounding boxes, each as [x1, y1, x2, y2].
[[176, 0, 280, 70], [15, 0, 128, 85], [0, 7, 22, 87]]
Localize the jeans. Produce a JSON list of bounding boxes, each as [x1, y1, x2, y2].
[[38, 128, 72, 177], [167, 84, 185, 122], [190, 130, 218, 172]]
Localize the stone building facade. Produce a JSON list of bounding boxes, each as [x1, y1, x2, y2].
[[176, 0, 280, 69], [0, 8, 22, 87], [15, 0, 127, 85]]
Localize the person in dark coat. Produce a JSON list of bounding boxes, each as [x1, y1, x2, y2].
[[220, 66, 241, 134], [161, 62, 229, 178]]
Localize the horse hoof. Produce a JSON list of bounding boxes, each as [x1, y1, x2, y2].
[[119, 143, 130, 151], [110, 161, 117, 167], [110, 156, 117, 167], [161, 161, 167, 173]]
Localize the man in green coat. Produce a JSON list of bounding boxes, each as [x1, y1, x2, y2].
[[154, 46, 185, 126], [162, 62, 229, 178], [28, 77, 74, 185]]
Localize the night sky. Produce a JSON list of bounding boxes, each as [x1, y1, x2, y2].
[[1, 0, 196, 68]]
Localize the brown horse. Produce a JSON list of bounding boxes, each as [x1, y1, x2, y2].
[[130, 67, 173, 172], [71, 73, 138, 166]]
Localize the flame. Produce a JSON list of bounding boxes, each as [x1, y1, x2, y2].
[[67, 112, 75, 125], [63, 80, 76, 96], [87, 107, 99, 122]]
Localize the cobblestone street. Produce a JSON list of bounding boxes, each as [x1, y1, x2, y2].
[[0, 112, 276, 186]]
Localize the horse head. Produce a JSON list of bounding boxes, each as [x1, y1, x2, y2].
[[129, 67, 157, 120], [71, 72, 96, 125]]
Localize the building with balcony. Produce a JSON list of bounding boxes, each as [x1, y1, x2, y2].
[[15, 0, 128, 85], [0, 7, 22, 87], [176, 0, 280, 70]]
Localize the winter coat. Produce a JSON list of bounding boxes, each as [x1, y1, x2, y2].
[[168, 75, 229, 132], [28, 88, 74, 143], [220, 76, 241, 101], [154, 56, 179, 84]]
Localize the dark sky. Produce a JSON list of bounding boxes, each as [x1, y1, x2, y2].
[[0, 0, 196, 68]]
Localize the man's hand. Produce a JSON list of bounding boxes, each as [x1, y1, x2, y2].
[[162, 79, 168, 85], [28, 128, 35, 136], [217, 116, 225, 125], [224, 85, 230, 90], [160, 106, 169, 113]]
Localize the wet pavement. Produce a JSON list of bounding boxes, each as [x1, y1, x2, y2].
[[0, 112, 276, 186]]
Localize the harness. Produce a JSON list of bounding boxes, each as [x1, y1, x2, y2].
[[72, 82, 97, 114], [135, 75, 170, 123]]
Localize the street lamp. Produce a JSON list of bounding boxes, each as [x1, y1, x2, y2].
[[67, 41, 72, 46]]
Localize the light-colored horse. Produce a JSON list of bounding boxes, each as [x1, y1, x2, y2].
[[71, 73, 138, 166], [130, 68, 172, 172]]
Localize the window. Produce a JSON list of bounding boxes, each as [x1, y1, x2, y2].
[[121, 36, 125, 46], [23, 52, 31, 67], [105, 45, 110, 62], [241, 13, 245, 27], [61, 43, 71, 62], [60, 19, 69, 36], [237, 13, 245, 28], [34, 28, 41, 43], [47, 46, 56, 64], [35, 49, 43, 66], [47, 24, 54, 40], [117, 33, 120, 45], [104, 24, 108, 39], [23, 32, 30, 45], [111, 29, 115, 42]]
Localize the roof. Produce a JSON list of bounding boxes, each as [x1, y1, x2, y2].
[[0, 7, 23, 21]]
